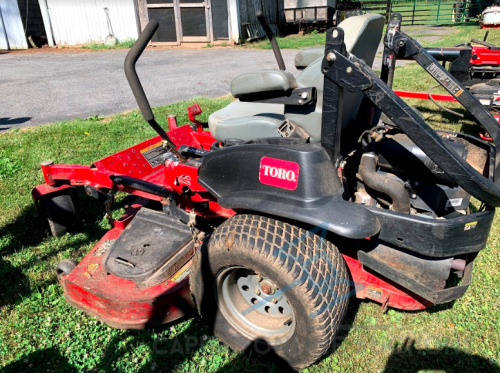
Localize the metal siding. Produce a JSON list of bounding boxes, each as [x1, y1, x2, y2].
[[0, 0, 28, 49], [238, 0, 280, 24], [46, 0, 139, 45], [0, 10, 9, 49], [237, 0, 281, 41], [284, 0, 334, 8]]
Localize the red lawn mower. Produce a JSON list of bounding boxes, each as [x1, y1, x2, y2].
[[32, 12, 500, 370]]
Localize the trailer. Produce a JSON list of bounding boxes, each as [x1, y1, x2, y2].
[[284, 0, 338, 25]]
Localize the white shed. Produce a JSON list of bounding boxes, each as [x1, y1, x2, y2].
[[35, 0, 284, 47], [0, 0, 28, 49], [40, 0, 140, 45]]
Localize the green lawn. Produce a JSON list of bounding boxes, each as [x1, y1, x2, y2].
[[248, 23, 500, 50], [246, 30, 326, 50], [80, 39, 136, 50], [1, 30, 500, 372]]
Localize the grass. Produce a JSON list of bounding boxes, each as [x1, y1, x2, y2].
[[80, 39, 136, 50], [245, 30, 326, 50], [415, 24, 500, 47], [248, 22, 500, 51], [1, 27, 500, 372]]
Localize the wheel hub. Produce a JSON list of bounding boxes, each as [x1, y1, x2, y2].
[[259, 279, 276, 295], [217, 267, 295, 345]]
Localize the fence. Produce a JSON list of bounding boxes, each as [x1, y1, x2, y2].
[[362, 0, 492, 25]]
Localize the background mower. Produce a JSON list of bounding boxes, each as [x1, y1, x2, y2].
[[32, 12, 500, 370]]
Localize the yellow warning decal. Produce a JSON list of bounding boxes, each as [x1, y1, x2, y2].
[[140, 142, 169, 168], [140, 142, 163, 154], [464, 221, 477, 231], [167, 261, 192, 285]]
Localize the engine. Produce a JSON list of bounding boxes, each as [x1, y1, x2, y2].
[[348, 129, 476, 218]]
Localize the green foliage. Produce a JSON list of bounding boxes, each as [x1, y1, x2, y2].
[[0, 155, 21, 179], [86, 115, 104, 122]]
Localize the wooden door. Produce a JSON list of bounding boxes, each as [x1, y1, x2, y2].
[[178, 0, 211, 43], [147, 0, 179, 45], [145, 0, 212, 44]]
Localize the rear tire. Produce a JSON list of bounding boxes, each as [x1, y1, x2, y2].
[[41, 191, 79, 237], [190, 214, 350, 370]]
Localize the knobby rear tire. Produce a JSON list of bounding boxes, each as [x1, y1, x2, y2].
[[190, 214, 350, 370]]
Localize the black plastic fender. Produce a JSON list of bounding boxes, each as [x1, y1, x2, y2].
[[198, 143, 380, 239]]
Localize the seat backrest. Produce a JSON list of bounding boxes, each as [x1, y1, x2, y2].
[[285, 13, 385, 142]]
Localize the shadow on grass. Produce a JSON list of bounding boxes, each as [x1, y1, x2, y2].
[[86, 291, 292, 372], [0, 204, 55, 307], [412, 102, 490, 138], [0, 191, 109, 307], [1, 347, 77, 373], [383, 337, 500, 373]]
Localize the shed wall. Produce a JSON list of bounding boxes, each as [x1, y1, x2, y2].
[[46, 0, 139, 45], [0, 0, 28, 49]]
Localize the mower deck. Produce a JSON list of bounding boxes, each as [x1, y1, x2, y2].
[[59, 207, 195, 329]]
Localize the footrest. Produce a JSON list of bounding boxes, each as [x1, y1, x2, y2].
[[358, 244, 473, 304], [104, 208, 194, 287]]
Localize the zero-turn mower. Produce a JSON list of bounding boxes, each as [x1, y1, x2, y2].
[[32, 12, 500, 370]]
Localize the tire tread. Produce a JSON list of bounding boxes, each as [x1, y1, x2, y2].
[[192, 214, 350, 369]]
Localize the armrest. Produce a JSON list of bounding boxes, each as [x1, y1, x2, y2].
[[231, 70, 297, 98]]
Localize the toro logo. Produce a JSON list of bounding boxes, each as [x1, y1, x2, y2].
[[259, 157, 300, 190]]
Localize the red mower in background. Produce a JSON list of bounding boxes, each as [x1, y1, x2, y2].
[[383, 13, 500, 140], [32, 12, 500, 370]]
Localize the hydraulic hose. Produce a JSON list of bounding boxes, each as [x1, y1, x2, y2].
[[359, 152, 411, 214]]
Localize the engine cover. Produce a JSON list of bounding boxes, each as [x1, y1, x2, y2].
[[199, 141, 381, 239]]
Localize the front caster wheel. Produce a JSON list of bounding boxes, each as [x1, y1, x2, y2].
[[190, 214, 350, 370], [40, 190, 80, 237], [55, 259, 78, 277]]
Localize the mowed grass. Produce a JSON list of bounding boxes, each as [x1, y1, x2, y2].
[[247, 30, 327, 50], [248, 22, 500, 50], [80, 39, 136, 50], [1, 32, 500, 373]]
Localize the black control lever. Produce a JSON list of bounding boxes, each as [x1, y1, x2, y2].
[[380, 12, 402, 87], [124, 21, 186, 162], [470, 38, 500, 50], [256, 10, 286, 71]]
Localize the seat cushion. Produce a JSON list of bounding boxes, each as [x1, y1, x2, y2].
[[294, 13, 385, 69], [230, 70, 297, 98], [208, 101, 285, 142], [294, 46, 323, 70], [209, 14, 385, 143], [210, 116, 284, 142]]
